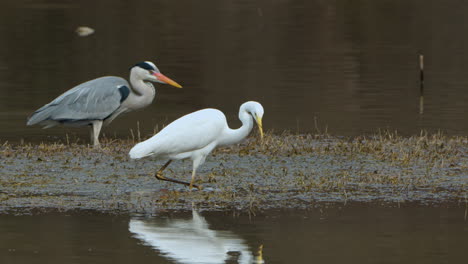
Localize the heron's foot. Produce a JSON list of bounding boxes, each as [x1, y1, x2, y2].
[[88, 144, 102, 150], [91, 143, 111, 154]]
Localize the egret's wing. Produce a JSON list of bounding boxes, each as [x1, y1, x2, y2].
[[130, 109, 226, 159], [27, 76, 130, 125], [153, 109, 226, 155]]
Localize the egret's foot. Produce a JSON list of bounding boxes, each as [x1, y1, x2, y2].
[[154, 171, 202, 190], [189, 182, 203, 191], [155, 171, 166, 181]]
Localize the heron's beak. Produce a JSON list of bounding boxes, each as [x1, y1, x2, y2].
[[153, 72, 183, 88], [255, 116, 264, 139]]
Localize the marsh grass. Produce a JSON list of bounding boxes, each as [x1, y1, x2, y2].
[[0, 130, 467, 212], [1, 130, 467, 179]]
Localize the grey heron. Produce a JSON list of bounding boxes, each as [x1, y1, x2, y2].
[[27, 61, 182, 146]]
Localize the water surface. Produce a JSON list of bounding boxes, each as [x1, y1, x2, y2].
[[2, 0, 468, 142], [1, 207, 466, 263]]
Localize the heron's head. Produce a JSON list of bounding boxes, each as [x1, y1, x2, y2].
[[242, 101, 264, 139], [131, 61, 182, 88]]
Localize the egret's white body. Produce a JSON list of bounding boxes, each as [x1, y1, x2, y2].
[[129, 101, 264, 189]]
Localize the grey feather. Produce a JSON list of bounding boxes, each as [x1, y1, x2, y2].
[[27, 76, 130, 127]]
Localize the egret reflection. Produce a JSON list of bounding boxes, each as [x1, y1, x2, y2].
[[129, 210, 263, 264]]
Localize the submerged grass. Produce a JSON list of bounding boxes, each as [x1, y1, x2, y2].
[[0, 130, 467, 213]]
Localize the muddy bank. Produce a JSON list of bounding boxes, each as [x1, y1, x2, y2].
[[1, 132, 467, 214]]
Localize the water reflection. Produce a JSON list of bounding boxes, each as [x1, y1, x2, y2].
[[129, 210, 261, 264], [0, 208, 464, 263]]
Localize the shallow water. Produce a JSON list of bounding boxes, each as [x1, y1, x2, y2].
[[1, 207, 466, 264], [2, 0, 468, 143]]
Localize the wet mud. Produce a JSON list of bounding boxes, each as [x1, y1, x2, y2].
[[1, 132, 467, 214]]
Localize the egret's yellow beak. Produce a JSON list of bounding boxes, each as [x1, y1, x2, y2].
[[255, 116, 264, 139], [153, 72, 183, 88]]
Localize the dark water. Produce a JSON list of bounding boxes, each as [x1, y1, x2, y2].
[[1, 207, 466, 264], [2, 0, 468, 142]]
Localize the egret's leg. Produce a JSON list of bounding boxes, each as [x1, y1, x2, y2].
[[91, 120, 103, 147], [154, 160, 202, 190], [155, 160, 172, 175], [189, 155, 206, 190], [189, 169, 197, 190]]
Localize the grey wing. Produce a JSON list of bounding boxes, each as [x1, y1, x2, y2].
[[27, 76, 131, 126]]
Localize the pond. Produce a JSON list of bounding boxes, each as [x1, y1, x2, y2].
[[1, 207, 466, 263], [1, 1, 467, 263], [1, 0, 468, 143]]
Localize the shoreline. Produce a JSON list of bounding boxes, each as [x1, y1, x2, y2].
[[1, 132, 467, 215]]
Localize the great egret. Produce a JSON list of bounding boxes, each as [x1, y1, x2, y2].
[[27, 61, 182, 147], [129, 101, 264, 190]]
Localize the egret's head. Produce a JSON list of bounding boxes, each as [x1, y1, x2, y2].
[[243, 101, 264, 139], [131, 61, 182, 88]]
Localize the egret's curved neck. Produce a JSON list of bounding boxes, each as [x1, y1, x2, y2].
[[218, 110, 254, 146]]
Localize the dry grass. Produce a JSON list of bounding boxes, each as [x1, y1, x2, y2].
[[2, 130, 467, 178], [1, 130, 467, 213]]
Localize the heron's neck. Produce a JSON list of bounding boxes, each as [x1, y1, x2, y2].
[[218, 111, 253, 146], [129, 75, 156, 107]]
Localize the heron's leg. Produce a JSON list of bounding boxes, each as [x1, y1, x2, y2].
[[89, 126, 94, 145], [154, 160, 202, 190], [91, 120, 103, 147]]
